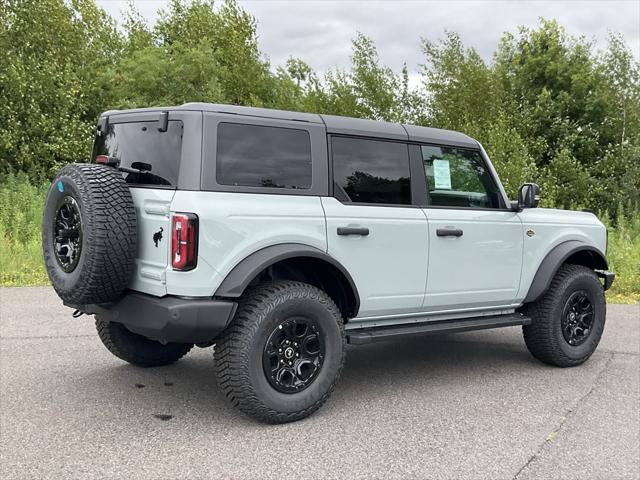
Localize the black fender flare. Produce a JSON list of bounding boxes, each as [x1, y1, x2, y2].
[[214, 243, 360, 316], [524, 240, 608, 303]]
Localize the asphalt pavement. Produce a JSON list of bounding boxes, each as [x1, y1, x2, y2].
[[1, 287, 638, 479]]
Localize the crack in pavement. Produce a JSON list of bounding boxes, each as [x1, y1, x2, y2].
[[512, 352, 615, 480], [598, 349, 639, 356], [0, 334, 96, 340]]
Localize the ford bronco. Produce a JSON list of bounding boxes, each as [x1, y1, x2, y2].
[[42, 103, 615, 423]]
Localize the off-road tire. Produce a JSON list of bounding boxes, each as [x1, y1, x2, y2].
[[214, 281, 346, 424], [42, 163, 137, 305], [522, 264, 606, 367], [95, 318, 193, 367]]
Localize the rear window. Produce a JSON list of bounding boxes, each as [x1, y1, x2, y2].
[[332, 136, 411, 205], [92, 121, 183, 187], [216, 122, 312, 189]]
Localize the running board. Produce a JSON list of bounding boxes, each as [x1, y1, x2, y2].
[[346, 314, 531, 345]]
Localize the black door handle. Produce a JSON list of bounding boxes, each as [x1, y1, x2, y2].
[[436, 228, 463, 237], [337, 227, 369, 236]]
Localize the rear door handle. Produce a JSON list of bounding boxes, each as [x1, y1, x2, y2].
[[337, 227, 369, 236], [436, 227, 463, 237]]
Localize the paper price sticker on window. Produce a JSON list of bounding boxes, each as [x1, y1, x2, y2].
[[432, 159, 452, 189]]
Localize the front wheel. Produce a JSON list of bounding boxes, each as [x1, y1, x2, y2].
[[213, 281, 346, 423], [522, 264, 606, 367]]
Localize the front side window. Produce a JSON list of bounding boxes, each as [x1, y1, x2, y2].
[[332, 137, 411, 205], [421, 145, 502, 209], [92, 121, 183, 186], [216, 123, 312, 189]]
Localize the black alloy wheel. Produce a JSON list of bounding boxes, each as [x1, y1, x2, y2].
[[262, 317, 325, 393], [561, 290, 595, 346], [53, 196, 83, 273]]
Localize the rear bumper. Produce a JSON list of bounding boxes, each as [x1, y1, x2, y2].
[[72, 293, 237, 344], [597, 270, 615, 291]]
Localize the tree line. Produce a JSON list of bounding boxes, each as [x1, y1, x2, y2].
[[1, 0, 638, 217]]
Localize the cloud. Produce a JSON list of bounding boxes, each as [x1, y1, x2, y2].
[[97, 0, 640, 77]]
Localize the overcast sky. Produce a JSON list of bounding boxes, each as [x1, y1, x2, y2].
[[96, 0, 640, 81]]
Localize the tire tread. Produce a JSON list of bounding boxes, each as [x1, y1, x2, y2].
[[522, 264, 605, 367], [214, 281, 346, 424], [95, 318, 192, 367]]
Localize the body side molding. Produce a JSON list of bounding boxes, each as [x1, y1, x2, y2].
[[214, 243, 361, 314], [523, 240, 608, 303]]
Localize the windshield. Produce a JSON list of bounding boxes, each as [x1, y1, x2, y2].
[[92, 120, 183, 187]]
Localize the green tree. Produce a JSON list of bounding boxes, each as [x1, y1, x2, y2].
[[0, 0, 122, 178], [109, 0, 275, 108]]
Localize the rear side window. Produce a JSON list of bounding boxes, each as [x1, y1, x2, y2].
[[216, 123, 312, 189], [421, 145, 502, 209], [92, 121, 183, 187], [332, 137, 411, 205]]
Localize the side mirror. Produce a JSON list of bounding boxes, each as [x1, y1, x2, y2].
[[517, 183, 540, 209]]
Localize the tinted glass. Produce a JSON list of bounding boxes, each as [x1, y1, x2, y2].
[[421, 145, 502, 208], [332, 137, 411, 205], [216, 123, 312, 189], [92, 121, 183, 186]]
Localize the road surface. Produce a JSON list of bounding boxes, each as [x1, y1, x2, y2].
[[1, 287, 638, 479]]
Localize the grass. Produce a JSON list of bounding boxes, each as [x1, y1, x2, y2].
[[602, 211, 640, 304], [1, 173, 638, 302], [0, 173, 49, 286]]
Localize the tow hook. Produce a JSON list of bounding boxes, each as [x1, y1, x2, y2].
[[72, 309, 85, 318]]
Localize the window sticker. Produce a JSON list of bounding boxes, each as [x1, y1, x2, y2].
[[432, 159, 452, 190]]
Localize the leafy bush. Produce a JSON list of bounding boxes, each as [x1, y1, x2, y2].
[[602, 210, 640, 303]]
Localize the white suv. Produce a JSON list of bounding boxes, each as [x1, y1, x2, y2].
[[42, 103, 615, 423]]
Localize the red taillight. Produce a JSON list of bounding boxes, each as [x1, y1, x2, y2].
[[95, 155, 109, 164], [171, 213, 198, 271]]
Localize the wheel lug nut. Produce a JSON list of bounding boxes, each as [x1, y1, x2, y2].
[[296, 353, 299, 357], [278, 348, 282, 353]]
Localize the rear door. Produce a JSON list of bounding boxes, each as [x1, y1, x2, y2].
[[322, 136, 429, 319], [418, 144, 523, 311], [92, 112, 187, 296]]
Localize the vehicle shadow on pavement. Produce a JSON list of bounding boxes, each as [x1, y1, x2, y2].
[[67, 328, 537, 424]]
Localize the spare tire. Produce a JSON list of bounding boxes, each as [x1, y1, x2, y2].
[[42, 163, 137, 305]]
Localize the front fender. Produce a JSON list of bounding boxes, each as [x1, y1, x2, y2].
[[523, 240, 608, 303]]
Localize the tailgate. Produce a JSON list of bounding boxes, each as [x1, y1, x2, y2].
[[128, 188, 176, 296]]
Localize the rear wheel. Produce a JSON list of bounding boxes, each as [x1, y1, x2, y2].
[[95, 318, 193, 367], [214, 281, 346, 423], [522, 264, 606, 367]]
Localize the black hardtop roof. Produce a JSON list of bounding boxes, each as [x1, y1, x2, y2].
[[102, 102, 479, 149]]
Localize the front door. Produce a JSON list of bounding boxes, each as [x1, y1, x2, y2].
[[323, 136, 429, 319], [419, 144, 523, 311]]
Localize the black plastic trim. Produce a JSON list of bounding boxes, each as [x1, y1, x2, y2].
[[597, 270, 615, 290], [214, 243, 360, 316], [347, 313, 531, 345], [74, 293, 237, 344], [524, 241, 609, 303], [436, 228, 463, 237], [337, 227, 369, 236]]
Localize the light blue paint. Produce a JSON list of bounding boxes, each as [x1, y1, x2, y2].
[[57, 180, 64, 193]]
